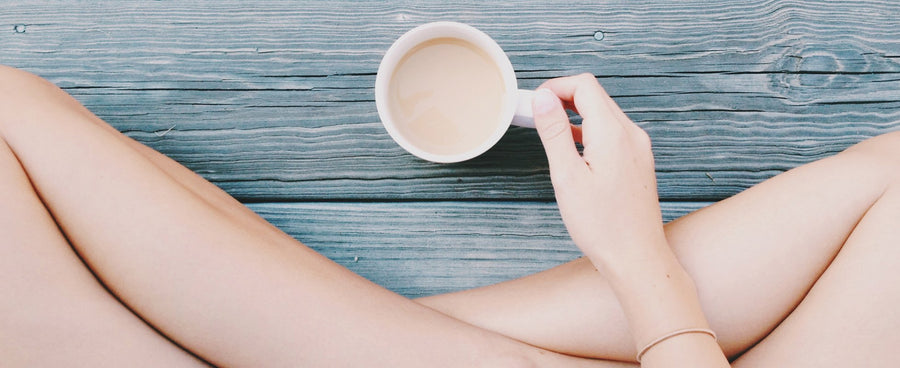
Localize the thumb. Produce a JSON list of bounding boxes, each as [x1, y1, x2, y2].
[[533, 88, 581, 173]]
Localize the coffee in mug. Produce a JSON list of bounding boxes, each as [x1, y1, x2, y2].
[[376, 22, 536, 163], [387, 37, 505, 156]]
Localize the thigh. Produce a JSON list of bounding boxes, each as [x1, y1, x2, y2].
[[734, 180, 900, 366], [1, 65, 273, 235], [0, 140, 208, 367], [0, 65, 630, 367], [417, 132, 900, 361]]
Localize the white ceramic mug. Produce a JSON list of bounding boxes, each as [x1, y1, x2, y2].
[[375, 21, 535, 163]]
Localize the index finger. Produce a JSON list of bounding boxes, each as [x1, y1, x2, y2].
[[538, 73, 613, 119], [538, 73, 626, 146], [541, 74, 634, 124]]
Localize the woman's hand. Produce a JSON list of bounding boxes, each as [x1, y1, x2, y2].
[[532, 74, 666, 264], [532, 74, 729, 367]]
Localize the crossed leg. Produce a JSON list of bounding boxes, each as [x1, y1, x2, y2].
[[2, 64, 898, 366], [0, 137, 210, 367], [734, 159, 900, 366], [0, 66, 623, 367], [418, 127, 900, 363]]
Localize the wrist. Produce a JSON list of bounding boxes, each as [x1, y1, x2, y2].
[[583, 229, 673, 281], [585, 241, 710, 343]]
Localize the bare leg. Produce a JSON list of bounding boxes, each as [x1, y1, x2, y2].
[[108, 73, 900, 364], [0, 66, 629, 367], [49, 79, 275, 235], [0, 141, 209, 366], [734, 165, 900, 366], [418, 128, 900, 362]]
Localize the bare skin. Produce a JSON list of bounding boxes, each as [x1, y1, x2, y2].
[[421, 76, 900, 365], [1, 65, 898, 366], [534, 79, 726, 366], [0, 67, 622, 368]]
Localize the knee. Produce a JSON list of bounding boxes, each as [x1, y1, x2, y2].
[[0, 65, 51, 94], [0, 66, 48, 118], [843, 131, 900, 183], [0, 65, 81, 133], [0, 64, 74, 105], [845, 131, 900, 163]]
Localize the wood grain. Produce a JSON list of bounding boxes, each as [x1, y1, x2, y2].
[[2, 0, 898, 201], [248, 201, 708, 297]]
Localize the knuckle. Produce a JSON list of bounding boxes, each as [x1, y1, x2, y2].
[[577, 73, 609, 99], [631, 125, 652, 148], [603, 120, 627, 140], [537, 118, 571, 142], [537, 78, 558, 90], [577, 72, 597, 83]]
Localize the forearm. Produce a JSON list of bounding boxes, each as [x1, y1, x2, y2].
[[530, 76, 729, 366], [590, 234, 728, 367]]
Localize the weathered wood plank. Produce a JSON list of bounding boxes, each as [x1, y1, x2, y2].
[[2, 0, 898, 201], [247, 201, 709, 298]]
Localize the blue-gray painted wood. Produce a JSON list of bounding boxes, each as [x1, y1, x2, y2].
[[248, 201, 708, 298], [2, 0, 898, 201], [1, 1, 897, 295]]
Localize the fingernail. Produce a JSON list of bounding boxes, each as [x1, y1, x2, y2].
[[533, 88, 558, 115]]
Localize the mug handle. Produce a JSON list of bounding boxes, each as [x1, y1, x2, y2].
[[510, 89, 535, 128]]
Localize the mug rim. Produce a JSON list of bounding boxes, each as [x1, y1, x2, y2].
[[375, 21, 518, 163]]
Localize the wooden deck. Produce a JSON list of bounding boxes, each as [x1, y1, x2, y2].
[[3, 0, 899, 297]]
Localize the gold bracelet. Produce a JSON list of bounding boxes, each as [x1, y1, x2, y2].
[[636, 328, 717, 362]]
